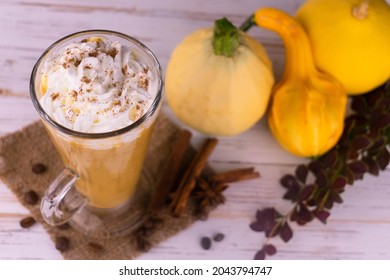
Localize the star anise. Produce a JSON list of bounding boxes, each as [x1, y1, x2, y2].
[[194, 178, 228, 211]]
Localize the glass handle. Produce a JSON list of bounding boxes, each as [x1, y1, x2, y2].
[[40, 167, 87, 226]]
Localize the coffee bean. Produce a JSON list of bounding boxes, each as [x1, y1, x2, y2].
[[213, 233, 225, 242], [55, 236, 70, 252], [24, 190, 39, 205], [20, 216, 36, 228], [57, 223, 70, 230], [201, 236, 212, 250], [88, 242, 104, 252], [31, 163, 47, 174]]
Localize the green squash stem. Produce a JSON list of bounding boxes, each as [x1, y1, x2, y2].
[[212, 18, 239, 57], [239, 15, 256, 32]]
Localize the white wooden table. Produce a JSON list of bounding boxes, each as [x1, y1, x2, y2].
[[1, 0, 389, 260]]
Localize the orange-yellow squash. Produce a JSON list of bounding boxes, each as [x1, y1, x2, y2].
[[296, 0, 390, 94], [254, 8, 348, 157], [165, 18, 274, 136]]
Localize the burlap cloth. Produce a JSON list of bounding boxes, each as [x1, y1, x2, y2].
[[0, 112, 201, 259]]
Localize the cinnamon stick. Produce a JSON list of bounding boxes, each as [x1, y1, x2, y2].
[[211, 167, 260, 184], [149, 129, 192, 213], [171, 138, 218, 216]]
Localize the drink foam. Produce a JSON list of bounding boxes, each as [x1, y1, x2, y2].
[[39, 36, 156, 133]]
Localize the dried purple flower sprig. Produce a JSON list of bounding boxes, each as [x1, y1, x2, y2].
[[251, 82, 390, 259]]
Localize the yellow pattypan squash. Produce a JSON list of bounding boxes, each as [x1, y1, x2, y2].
[[296, 0, 390, 94], [254, 8, 348, 157], [165, 18, 274, 136]]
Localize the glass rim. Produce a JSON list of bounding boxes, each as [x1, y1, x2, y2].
[[29, 29, 163, 139]]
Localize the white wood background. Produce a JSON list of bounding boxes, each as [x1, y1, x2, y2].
[[1, 0, 389, 260]]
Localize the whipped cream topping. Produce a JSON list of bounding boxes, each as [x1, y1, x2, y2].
[[39, 36, 156, 133]]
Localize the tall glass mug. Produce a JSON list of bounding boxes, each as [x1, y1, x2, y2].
[[30, 30, 163, 237]]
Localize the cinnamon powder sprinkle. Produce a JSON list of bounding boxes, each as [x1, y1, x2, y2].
[[70, 90, 78, 99], [74, 59, 81, 67], [51, 92, 60, 101], [89, 51, 98, 57], [137, 76, 149, 90], [113, 100, 121, 106], [108, 48, 117, 59], [122, 65, 128, 75], [81, 76, 91, 84], [88, 96, 97, 102]]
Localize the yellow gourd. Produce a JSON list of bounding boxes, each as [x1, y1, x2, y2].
[[254, 8, 348, 157], [296, 0, 390, 95], [165, 18, 274, 136]]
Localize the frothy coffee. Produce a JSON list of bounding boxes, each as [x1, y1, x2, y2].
[[39, 36, 156, 133], [31, 31, 162, 215]]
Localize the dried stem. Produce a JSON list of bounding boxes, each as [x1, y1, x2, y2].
[[352, 0, 369, 20], [239, 14, 255, 32], [318, 190, 330, 211]]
